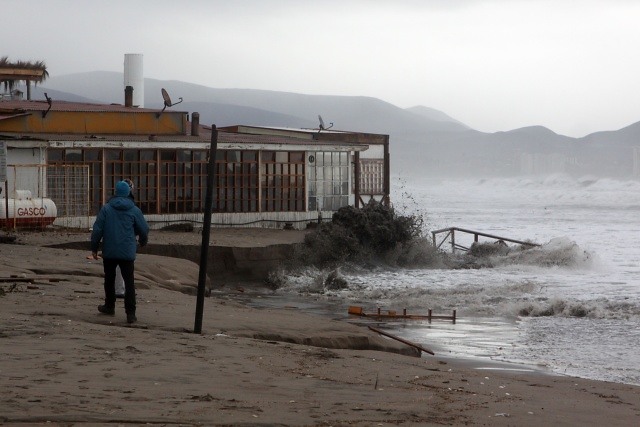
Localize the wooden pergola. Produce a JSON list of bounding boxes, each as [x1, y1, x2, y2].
[[0, 58, 48, 100]]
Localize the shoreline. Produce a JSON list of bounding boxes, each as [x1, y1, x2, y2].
[[238, 290, 567, 383], [1, 230, 640, 425]]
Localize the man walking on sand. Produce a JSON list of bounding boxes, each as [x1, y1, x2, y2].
[[91, 180, 149, 324], [114, 178, 136, 298]]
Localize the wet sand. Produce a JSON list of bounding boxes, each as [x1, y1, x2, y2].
[[1, 230, 639, 425]]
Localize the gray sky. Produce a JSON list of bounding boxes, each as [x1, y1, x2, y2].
[[4, 0, 639, 137]]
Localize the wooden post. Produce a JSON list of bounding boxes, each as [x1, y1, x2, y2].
[[451, 229, 456, 253], [194, 125, 218, 334], [354, 151, 360, 209], [428, 309, 432, 321], [453, 310, 457, 323], [3, 181, 8, 232], [383, 136, 390, 207]]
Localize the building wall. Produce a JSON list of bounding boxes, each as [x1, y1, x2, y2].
[[40, 145, 361, 229], [3, 145, 46, 198], [3, 128, 387, 229]]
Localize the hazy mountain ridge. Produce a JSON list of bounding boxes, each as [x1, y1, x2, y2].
[[22, 71, 640, 178], [405, 105, 470, 128]]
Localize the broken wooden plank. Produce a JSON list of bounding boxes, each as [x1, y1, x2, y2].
[[368, 325, 435, 356]]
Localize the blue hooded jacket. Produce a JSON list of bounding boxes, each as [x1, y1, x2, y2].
[[91, 196, 149, 260]]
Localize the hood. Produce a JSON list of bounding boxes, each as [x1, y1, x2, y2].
[[108, 196, 136, 211]]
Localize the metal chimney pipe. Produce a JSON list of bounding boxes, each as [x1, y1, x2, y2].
[[125, 85, 134, 107], [191, 112, 200, 136]]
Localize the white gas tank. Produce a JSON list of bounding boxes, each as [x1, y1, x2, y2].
[[0, 190, 57, 229]]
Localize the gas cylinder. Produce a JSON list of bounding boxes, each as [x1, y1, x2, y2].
[[0, 190, 57, 229]]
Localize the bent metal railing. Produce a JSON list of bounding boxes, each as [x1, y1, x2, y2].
[[431, 226, 541, 253]]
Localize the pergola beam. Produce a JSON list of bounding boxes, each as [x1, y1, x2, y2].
[[0, 68, 46, 81]]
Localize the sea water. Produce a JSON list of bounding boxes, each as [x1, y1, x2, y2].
[[258, 174, 640, 386]]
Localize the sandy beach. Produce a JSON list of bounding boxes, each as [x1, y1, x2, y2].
[[1, 229, 639, 426]]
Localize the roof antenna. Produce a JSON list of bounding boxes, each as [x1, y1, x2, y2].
[[156, 88, 183, 118], [318, 115, 333, 133], [42, 93, 53, 118]]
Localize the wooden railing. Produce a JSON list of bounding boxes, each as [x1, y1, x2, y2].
[[431, 226, 540, 253]]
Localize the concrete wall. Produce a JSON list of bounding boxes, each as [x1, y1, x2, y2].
[[139, 242, 298, 285], [52, 240, 300, 285]]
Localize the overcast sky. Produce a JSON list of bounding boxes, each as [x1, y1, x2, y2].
[[4, 0, 640, 137]]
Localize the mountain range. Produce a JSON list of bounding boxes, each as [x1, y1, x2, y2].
[[21, 71, 640, 178]]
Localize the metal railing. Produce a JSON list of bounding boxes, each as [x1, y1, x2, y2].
[[431, 226, 540, 253]]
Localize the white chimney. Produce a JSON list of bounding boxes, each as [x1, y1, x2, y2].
[[123, 53, 144, 108]]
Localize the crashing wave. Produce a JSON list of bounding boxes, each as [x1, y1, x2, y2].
[[512, 297, 640, 319], [452, 236, 594, 269]]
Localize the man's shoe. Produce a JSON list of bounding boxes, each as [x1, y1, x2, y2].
[[98, 305, 115, 315], [115, 293, 125, 299], [127, 313, 137, 324]]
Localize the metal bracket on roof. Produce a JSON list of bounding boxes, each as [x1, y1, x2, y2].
[[156, 88, 183, 118], [42, 93, 53, 118]]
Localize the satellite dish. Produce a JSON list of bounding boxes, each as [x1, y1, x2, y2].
[[157, 88, 183, 117], [317, 115, 333, 133], [161, 88, 173, 107]]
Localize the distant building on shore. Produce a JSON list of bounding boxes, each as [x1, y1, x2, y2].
[[0, 90, 389, 230]]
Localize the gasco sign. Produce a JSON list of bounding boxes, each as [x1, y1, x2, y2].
[[17, 206, 48, 216]]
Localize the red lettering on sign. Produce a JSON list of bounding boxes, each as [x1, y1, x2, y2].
[[17, 206, 47, 216]]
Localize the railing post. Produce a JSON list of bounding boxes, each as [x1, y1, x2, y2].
[[451, 229, 455, 253]]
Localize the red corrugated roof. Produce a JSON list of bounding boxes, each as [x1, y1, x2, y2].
[[0, 99, 182, 114], [0, 100, 369, 147]]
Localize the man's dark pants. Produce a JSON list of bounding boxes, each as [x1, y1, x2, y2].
[[102, 258, 136, 314]]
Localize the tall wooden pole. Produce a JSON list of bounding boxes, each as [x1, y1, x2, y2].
[[194, 125, 218, 334], [4, 181, 9, 232], [354, 151, 361, 208], [383, 136, 390, 207]]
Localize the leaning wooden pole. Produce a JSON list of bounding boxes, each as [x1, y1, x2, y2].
[[194, 125, 218, 334], [368, 326, 434, 356]]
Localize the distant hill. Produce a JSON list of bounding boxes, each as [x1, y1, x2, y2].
[[39, 71, 469, 134], [405, 105, 469, 128], [27, 71, 640, 178]]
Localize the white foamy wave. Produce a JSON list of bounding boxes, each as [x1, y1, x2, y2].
[[508, 297, 640, 319], [274, 265, 640, 320], [490, 237, 594, 269]]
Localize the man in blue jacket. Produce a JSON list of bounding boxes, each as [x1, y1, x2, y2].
[[91, 180, 149, 324]]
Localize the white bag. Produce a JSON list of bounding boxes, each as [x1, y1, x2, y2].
[[115, 266, 125, 296]]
